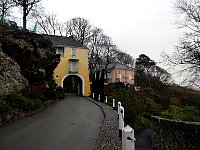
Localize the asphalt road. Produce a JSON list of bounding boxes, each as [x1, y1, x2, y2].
[[0, 96, 104, 150]]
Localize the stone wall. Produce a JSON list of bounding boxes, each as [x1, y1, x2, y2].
[[151, 116, 200, 150], [0, 46, 28, 97]]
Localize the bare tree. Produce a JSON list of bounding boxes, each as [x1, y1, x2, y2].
[[0, 0, 14, 23], [174, 0, 200, 32], [13, 0, 41, 29], [101, 35, 120, 70], [88, 27, 121, 74], [88, 27, 104, 72], [31, 7, 64, 35], [65, 17, 92, 46], [162, 0, 200, 88], [57, 22, 64, 36]]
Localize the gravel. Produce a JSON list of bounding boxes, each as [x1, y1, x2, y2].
[[86, 97, 122, 150], [86, 97, 153, 150]]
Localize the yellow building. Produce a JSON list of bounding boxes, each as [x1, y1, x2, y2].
[[44, 35, 90, 96]]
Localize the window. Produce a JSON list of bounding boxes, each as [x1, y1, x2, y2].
[[56, 47, 64, 56], [129, 71, 131, 79], [119, 73, 121, 82], [55, 74, 59, 79], [72, 48, 76, 56], [71, 62, 77, 71]]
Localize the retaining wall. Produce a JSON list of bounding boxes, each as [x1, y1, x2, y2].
[[151, 116, 200, 150]]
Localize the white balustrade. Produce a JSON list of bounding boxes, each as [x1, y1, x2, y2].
[[105, 96, 107, 104], [122, 125, 136, 150], [119, 105, 124, 138], [98, 95, 100, 101], [113, 99, 115, 109]]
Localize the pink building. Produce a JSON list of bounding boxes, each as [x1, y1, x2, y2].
[[107, 63, 134, 85]]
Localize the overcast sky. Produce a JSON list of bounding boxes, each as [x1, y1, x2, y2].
[[39, 0, 183, 63], [12, 0, 183, 63]]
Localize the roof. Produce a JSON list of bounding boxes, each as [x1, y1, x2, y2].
[[43, 34, 87, 48], [107, 62, 134, 70]]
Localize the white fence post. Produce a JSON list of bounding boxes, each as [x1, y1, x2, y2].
[[92, 93, 94, 99], [119, 106, 124, 138], [118, 101, 121, 118], [113, 99, 115, 109], [105, 96, 107, 104], [122, 125, 136, 150], [98, 95, 100, 101]]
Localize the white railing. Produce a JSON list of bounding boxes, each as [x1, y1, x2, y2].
[[91, 93, 136, 150]]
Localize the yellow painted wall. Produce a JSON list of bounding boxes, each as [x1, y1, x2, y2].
[[53, 46, 91, 96]]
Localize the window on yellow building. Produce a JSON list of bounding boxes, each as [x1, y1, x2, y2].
[[71, 62, 77, 71], [55, 74, 59, 79], [56, 47, 64, 57], [72, 48, 76, 56]]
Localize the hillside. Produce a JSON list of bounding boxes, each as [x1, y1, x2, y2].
[[0, 25, 60, 97]]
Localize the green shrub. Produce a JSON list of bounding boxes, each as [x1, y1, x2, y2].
[[133, 115, 151, 131], [5, 93, 42, 111], [143, 100, 164, 119], [44, 89, 57, 100], [26, 91, 45, 102], [0, 100, 11, 114], [20, 98, 41, 110], [161, 105, 200, 122], [56, 86, 65, 99], [5, 92, 23, 108]]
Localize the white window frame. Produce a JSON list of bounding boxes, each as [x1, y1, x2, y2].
[[71, 48, 76, 56], [71, 61, 77, 71]]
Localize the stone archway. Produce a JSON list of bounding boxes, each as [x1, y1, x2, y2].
[[61, 75, 84, 96]]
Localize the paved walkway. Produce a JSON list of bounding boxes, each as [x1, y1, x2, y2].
[[135, 128, 152, 150], [0, 96, 104, 150]]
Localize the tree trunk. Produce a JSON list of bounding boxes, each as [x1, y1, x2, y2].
[[1, 4, 5, 24], [23, 0, 26, 30]]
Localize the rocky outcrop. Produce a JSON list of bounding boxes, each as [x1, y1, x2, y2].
[[0, 45, 28, 96], [0, 25, 60, 85]]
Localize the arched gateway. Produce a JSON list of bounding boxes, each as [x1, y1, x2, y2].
[[44, 35, 90, 96], [61, 75, 84, 96]]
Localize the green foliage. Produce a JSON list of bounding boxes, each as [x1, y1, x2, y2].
[[44, 86, 65, 100], [135, 54, 171, 89], [20, 98, 41, 111], [56, 86, 65, 99], [26, 91, 45, 101], [162, 105, 200, 122], [5, 93, 42, 111], [0, 100, 11, 114], [143, 100, 164, 119], [108, 88, 153, 131], [44, 89, 57, 100], [133, 115, 151, 131]]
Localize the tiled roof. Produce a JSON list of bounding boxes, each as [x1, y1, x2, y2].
[[43, 34, 87, 48], [107, 62, 134, 70]]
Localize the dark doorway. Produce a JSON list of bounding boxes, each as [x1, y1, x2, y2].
[[63, 75, 83, 95]]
